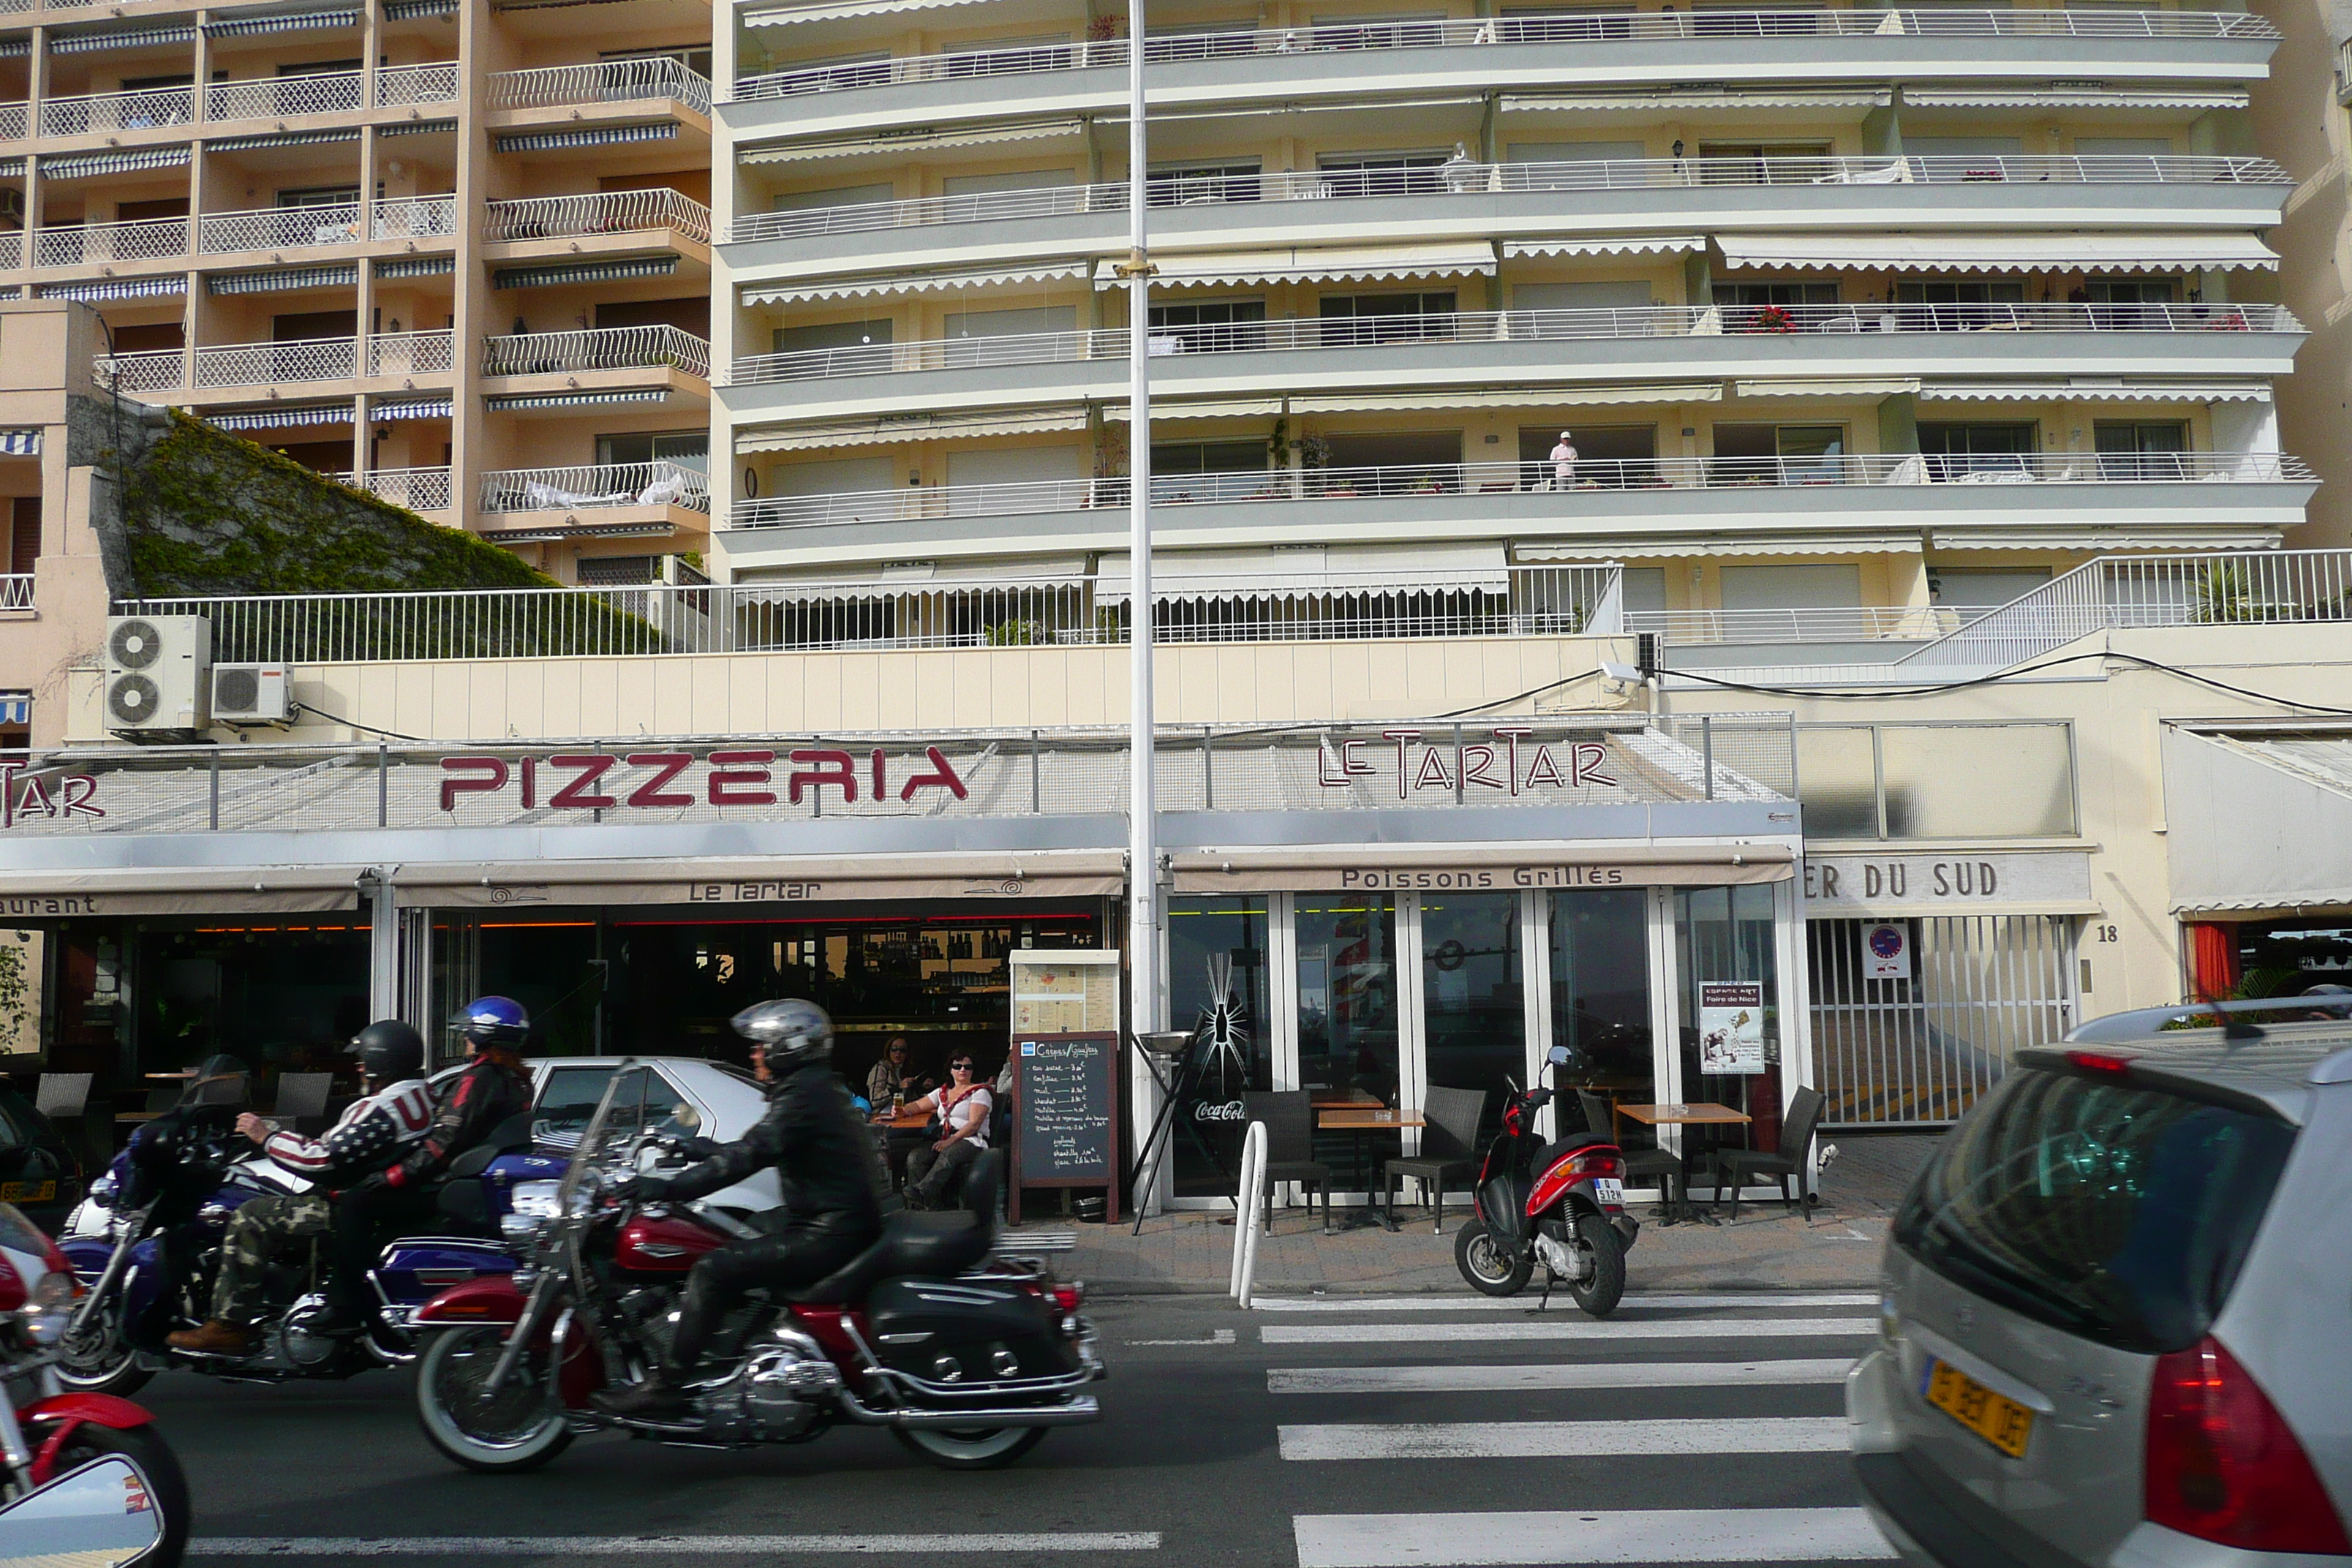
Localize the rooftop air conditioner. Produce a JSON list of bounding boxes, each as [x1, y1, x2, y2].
[[104, 614, 209, 737], [210, 663, 290, 724]]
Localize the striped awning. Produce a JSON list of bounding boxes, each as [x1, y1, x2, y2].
[[743, 262, 1087, 306], [486, 388, 668, 411], [208, 128, 361, 151], [0, 288, 19, 301], [0, 696, 29, 727], [1919, 380, 2274, 403], [495, 256, 679, 290], [1901, 88, 2248, 111], [745, 0, 987, 26], [1289, 383, 1723, 415], [206, 403, 354, 431], [736, 405, 1088, 454], [37, 276, 187, 301], [205, 7, 358, 35], [52, 22, 197, 51], [0, 158, 22, 178], [0, 42, 26, 60], [496, 122, 677, 154], [1093, 242, 1495, 290], [381, 118, 458, 137], [370, 397, 453, 421], [383, 0, 457, 16], [0, 431, 41, 456], [742, 119, 1082, 166], [1519, 531, 1926, 561], [1504, 235, 1705, 259], [1926, 527, 2281, 552], [1501, 86, 1890, 113], [1717, 231, 2281, 274], [375, 256, 456, 279], [40, 148, 193, 181], [209, 265, 359, 295]]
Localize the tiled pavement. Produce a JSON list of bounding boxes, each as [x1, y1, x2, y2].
[[1012, 1133, 1940, 1295]]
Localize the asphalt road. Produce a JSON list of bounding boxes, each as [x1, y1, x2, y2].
[[142, 1289, 1888, 1568]]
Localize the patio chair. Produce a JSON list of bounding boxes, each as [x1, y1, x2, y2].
[[1579, 1089, 1683, 1212], [273, 1072, 336, 1135], [1711, 1086, 1828, 1221], [34, 1074, 91, 1120], [1379, 1085, 1485, 1235], [1241, 1090, 1333, 1235]]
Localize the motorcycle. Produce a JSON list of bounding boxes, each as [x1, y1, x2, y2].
[[410, 1061, 1104, 1474], [53, 1104, 560, 1394], [1453, 1042, 1639, 1314], [0, 1200, 189, 1568]]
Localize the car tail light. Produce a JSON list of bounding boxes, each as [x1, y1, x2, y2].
[[2146, 1336, 2352, 1554], [2065, 1049, 2138, 1079]]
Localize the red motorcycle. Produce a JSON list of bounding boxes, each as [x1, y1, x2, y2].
[[0, 1202, 189, 1567], [1453, 1044, 1639, 1314], [410, 1063, 1102, 1474]]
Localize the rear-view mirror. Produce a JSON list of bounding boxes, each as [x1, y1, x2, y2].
[[0, 1455, 165, 1567], [1545, 1044, 1572, 1067]]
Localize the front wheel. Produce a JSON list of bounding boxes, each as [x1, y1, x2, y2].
[[1454, 1218, 1532, 1297], [1566, 1212, 1626, 1318], [414, 1325, 575, 1474], [16, 1419, 191, 1568], [895, 1425, 1047, 1471], [53, 1298, 153, 1398]]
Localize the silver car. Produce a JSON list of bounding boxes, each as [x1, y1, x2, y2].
[[1850, 1001, 2352, 1568]]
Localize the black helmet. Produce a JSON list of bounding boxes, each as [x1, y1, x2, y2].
[[731, 998, 832, 1074], [451, 995, 530, 1052], [349, 1019, 425, 1085]]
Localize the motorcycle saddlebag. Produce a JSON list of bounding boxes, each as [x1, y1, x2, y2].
[[864, 1277, 1079, 1387], [376, 1238, 516, 1307]]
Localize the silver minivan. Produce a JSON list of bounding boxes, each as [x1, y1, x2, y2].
[[1850, 1004, 2352, 1568]]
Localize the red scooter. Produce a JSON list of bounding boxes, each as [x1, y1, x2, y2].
[[1453, 1044, 1639, 1314]]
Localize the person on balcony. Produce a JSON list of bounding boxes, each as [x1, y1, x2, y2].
[[1549, 431, 1579, 491]]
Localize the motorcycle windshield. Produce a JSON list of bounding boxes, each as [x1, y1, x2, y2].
[[553, 1057, 640, 1214]]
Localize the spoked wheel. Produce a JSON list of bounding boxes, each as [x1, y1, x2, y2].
[[1454, 1219, 1532, 1297], [14, 1419, 191, 1568], [1564, 1213, 1627, 1318], [414, 1324, 575, 1474], [54, 1301, 154, 1398], [895, 1424, 1048, 1471]]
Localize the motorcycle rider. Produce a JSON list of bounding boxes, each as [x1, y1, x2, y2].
[[592, 998, 883, 1418], [164, 1022, 434, 1357], [315, 995, 533, 1335]]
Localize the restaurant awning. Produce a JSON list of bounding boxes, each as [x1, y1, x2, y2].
[[1092, 243, 1496, 290], [734, 405, 1089, 454], [2165, 726, 2352, 916], [742, 120, 1083, 166], [1170, 840, 1795, 894], [742, 262, 1089, 306], [1717, 231, 2281, 273]]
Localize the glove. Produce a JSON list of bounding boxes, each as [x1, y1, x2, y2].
[[610, 1174, 670, 1207]]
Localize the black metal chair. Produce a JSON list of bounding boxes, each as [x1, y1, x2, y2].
[[1712, 1085, 1828, 1221], [1578, 1089, 1684, 1213], [34, 1074, 91, 1120], [1380, 1085, 1485, 1235], [1241, 1090, 1333, 1235], [273, 1072, 336, 1135]]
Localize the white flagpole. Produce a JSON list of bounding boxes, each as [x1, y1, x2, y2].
[[1126, 0, 1157, 1064]]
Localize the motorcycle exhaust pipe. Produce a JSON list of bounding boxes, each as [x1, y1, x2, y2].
[[838, 1393, 1101, 1431]]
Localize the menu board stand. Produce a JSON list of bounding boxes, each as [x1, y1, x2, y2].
[[1008, 1030, 1120, 1225]]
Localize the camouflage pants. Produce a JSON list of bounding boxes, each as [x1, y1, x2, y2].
[[210, 1194, 333, 1325]]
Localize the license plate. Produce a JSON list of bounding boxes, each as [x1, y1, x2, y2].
[[1923, 1358, 2035, 1459], [0, 1181, 56, 1204], [1592, 1178, 1624, 1206]]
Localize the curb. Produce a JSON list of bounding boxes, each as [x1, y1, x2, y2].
[[1078, 1275, 1885, 1298]]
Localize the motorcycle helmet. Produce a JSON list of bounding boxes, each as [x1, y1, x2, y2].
[[731, 998, 833, 1073], [348, 1019, 426, 1085], [451, 995, 531, 1052]]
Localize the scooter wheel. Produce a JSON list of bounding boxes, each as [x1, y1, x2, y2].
[[1566, 1213, 1627, 1318], [1454, 1219, 1532, 1297]]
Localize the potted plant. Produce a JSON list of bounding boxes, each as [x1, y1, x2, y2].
[[1752, 304, 1795, 333]]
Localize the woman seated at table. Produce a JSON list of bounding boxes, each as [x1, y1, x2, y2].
[[900, 1054, 993, 1210]]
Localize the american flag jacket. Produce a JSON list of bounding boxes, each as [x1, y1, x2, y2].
[[263, 1079, 436, 1188]]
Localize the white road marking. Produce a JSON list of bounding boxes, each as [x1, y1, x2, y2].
[[1126, 1329, 1236, 1345], [1278, 1415, 1848, 1460], [1253, 1293, 1876, 1313], [191, 1536, 1162, 1557], [1269, 1357, 1855, 1394], [1264, 1316, 1874, 1345], [1293, 1509, 1896, 1567]]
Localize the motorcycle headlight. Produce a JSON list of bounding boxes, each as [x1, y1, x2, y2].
[[22, 1270, 78, 1347]]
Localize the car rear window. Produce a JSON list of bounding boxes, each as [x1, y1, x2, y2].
[[1893, 1067, 2295, 1354]]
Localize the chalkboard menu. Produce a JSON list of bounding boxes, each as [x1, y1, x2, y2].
[[1009, 1030, 1119, 1222]]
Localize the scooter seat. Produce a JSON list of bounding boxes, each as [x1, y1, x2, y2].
[[786, 1150, 1001, 1304]]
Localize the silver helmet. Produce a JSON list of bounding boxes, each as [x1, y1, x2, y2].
[[731, 998, 834, 1071]]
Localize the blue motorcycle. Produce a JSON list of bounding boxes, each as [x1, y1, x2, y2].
[[53, 1105, 560, 1395]]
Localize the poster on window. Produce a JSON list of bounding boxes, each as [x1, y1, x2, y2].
[[1698, 982, 1766, 1074]]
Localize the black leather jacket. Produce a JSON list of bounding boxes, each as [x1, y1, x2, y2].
[[655, 1063, 884, 1235], [384, 1052, 531, 1190]]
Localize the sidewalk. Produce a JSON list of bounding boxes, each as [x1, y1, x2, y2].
[[1011, 1133, 1938, 1296]]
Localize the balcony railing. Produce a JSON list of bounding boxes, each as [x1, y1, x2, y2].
[[375, 63, 461, 109], [197, 195, 458, 255], [481, 188, 713, 246], [97, 332, 456, 393], [95, 351, 187, 393], [366, 331, 456, 378], [726, 155, 2289, 244], [355, 467, 454, 513], [726, 453, 2315, 532], [37, 84, 193, 137], [728, 302, 2302, 385], [1, 576, 31, 612], [0, 233, 15, 271], [189, 64, 456, 122], [1630, 606, 1980, 647], [32, 216, 191, 268], [479, 461, 712, 514], [733, 8, 2277, 101], [486, 56, 712, 116], [1901, 549, 2352, 668], [0, 102, 25, 141], [481, 325, 711, 381]]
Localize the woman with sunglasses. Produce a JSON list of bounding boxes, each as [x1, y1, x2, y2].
[[900, 1055, 994, 1210]]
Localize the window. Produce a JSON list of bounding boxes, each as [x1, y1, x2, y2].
[[1929, 567, 2050, 609], [1167, 896, 1272, 1197], [2087, 278, 2179, 328], [1319, 290, 1457, 346], [1695, 142, 1833, 184], [773, 182, 894, 212], [1320, 429, 1460, 490], [1895, 279, 2027, 306], [770, 319, 892, 361], [1711, 423, 1844, 483], [277, 185, 359, 208], [601, 43, 715, 80], [276, 58, 363, 76], [1920, 422, 2037, 481], [2095, 420, 2188, 480], [1507, 141, 1644, 189], [1295, 894, 1401, 1109], [1147, 159, 1262, 206], [1309, 10, 1447, 48], [1314, 150, 1451, 198], [1798, 723, 2078, 839], [945, 33, 1076, 76], [1714, 279, 1841, 331], [1719, 563, 1862, 611], [578, 555, 660, 587], [1149, 297, 1265, 352], [598, 430, 708, 469], [1150, 440, 1267, 503], [1673, 884, 1784, 1166]]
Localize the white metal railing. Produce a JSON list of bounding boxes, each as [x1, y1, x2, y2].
[[94, 351, 186, 393], [728, 452, 2314, 532], [38, 84, 193, 137], [356, 467, 455, 512], [1, 576, 31, 612], [728, 302, 2302, 385], [0, 102, 25, 140], [374, 62, 461, 108], [1901, 550, 2352, 668], [486, 56, 712, 116], [33, 216, 191, 268], [193, 336, 358, 389], [481, 188, 713, 245], [734, 9, 2277, 101], [727, 155, 2288, 244], [1629, 606, 1982, 646], [0, 233, 15, 271], [481, 325, 710, 381], [197, 195, 458, 255], [366, 331, 456, 377], [206, 69, 363, 121], [479, 461, 712, 514]]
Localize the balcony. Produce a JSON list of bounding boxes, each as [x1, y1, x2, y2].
[[37, 84, 192, 138], [99, 330, 455, 396], [479, 461, 712, 516], [716, 453, 2318, 570], [723, 303, 2302, 422], [723, 157, 2291, 284], [728, 9, 2279, 142], [0, 102, 25, 141], [480, 189, 713, 257], [1632, 606, 1977, 647], [481, 326, 712, 383], [203, 64, 458, 124], [196, 196, 459, 259], [351, 467, 454, 513], [32, 216, 189, 268], [0, 234, 15, 271], [486, 56, 712, 119]]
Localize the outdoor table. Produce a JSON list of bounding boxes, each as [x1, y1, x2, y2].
[[1617, 1103, 1752, 1224], [1317, 1106, 1425, 1229], [1310, 1088, 1383, 1109], [870, 1109, 935, 1191]]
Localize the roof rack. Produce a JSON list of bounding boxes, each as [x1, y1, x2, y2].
[[2068, 994, 2352, 1044]]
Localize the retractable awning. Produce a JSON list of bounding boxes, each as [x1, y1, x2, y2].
[[1501, 87, 1890, 113], [497, 257, 679, 290], [375, 257, 455, 279], [1919, 380, 2272, 403], [487, 389, 670, 412], [742, 120, 1083, 166], [1289, 383, 1722, 415], [1099, 397, 1283, 421], [370, 398, 453, 421], [1901, 88, 2247, 111], [744, 262, 1088, 306], [208, 128, 361, 151], [206, 403, 354, 431], [734, 557, 1092, 601], [1092, 242, 1495, 290], [37, 276, 186, 301], [1518, 532, 1925, 560], [1095, 543, 1509, 603], [52, 22, 197, 51], [0, 431, 42, 456], [382, 0, 456, 17], [204, 7, 358, 36], [736, 406, 1089, 454], [2166, 726, 2352, 916], [1732, 377, 1920, 399], [496, 122, 677, 154], [1926, 527, 2282, 551], [39, 147, 191, 181], [380, 118, 457, 137], [1718, 232, 2281, 273], [1505, 235, 1703, 258], [208, 265, 358, 295], [745, 0, 989, 27]]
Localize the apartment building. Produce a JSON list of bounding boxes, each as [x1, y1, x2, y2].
[[0, 0, 716, 583]]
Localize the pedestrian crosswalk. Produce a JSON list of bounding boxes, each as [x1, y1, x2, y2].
[[1264, 1292, 1898, 1568]]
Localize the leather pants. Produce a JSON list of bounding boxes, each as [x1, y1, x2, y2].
[[666, 1216, 878, 1376]]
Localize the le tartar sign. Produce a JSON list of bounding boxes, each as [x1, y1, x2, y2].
[[1803, 852, 2093, 914]]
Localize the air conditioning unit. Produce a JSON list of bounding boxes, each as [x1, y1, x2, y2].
[[210, 663, 290, 724], [103, 615, 209, 737]]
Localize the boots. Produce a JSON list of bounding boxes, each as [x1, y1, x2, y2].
[[167, 1319, 260, 1357], [591, 1371, 694, 1420]]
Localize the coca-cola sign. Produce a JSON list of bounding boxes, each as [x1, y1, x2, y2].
[[438, 747, 971, 813]]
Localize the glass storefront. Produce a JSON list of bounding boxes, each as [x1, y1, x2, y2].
[[1297, 894, 1403, 1182], [1548, 888, 1656, 1146], [1420, 891, 1523, 1145], [1675, 884, 1786, 1169], [1166, 896, 1272, 1198]]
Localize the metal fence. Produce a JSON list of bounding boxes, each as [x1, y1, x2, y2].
[[486, 56, 712, 115], [33, 216, 189, 267], [194, 198, 459, 255], [38, 84, 192, 136], [376, 62, 461, 108], [1652, 712, 1802, 799], [1, 576, 31, 611], [206, 69, 365, 121], [366, 331, 456, 378], [478, 461, 712, 514], [480, 325, 709, 381], [480, 188, 712, 245], [355, 467, 454, 513], [1631, 606, 1976, 647]]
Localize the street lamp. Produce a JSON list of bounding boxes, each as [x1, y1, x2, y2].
[[1123, 0, 1157, 1055]]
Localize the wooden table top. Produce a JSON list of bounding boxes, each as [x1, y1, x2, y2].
[[1617, 1102, 1752, 1126], [1319, 1107, 1425, 1130], [872, 1112, 932, 1131]]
